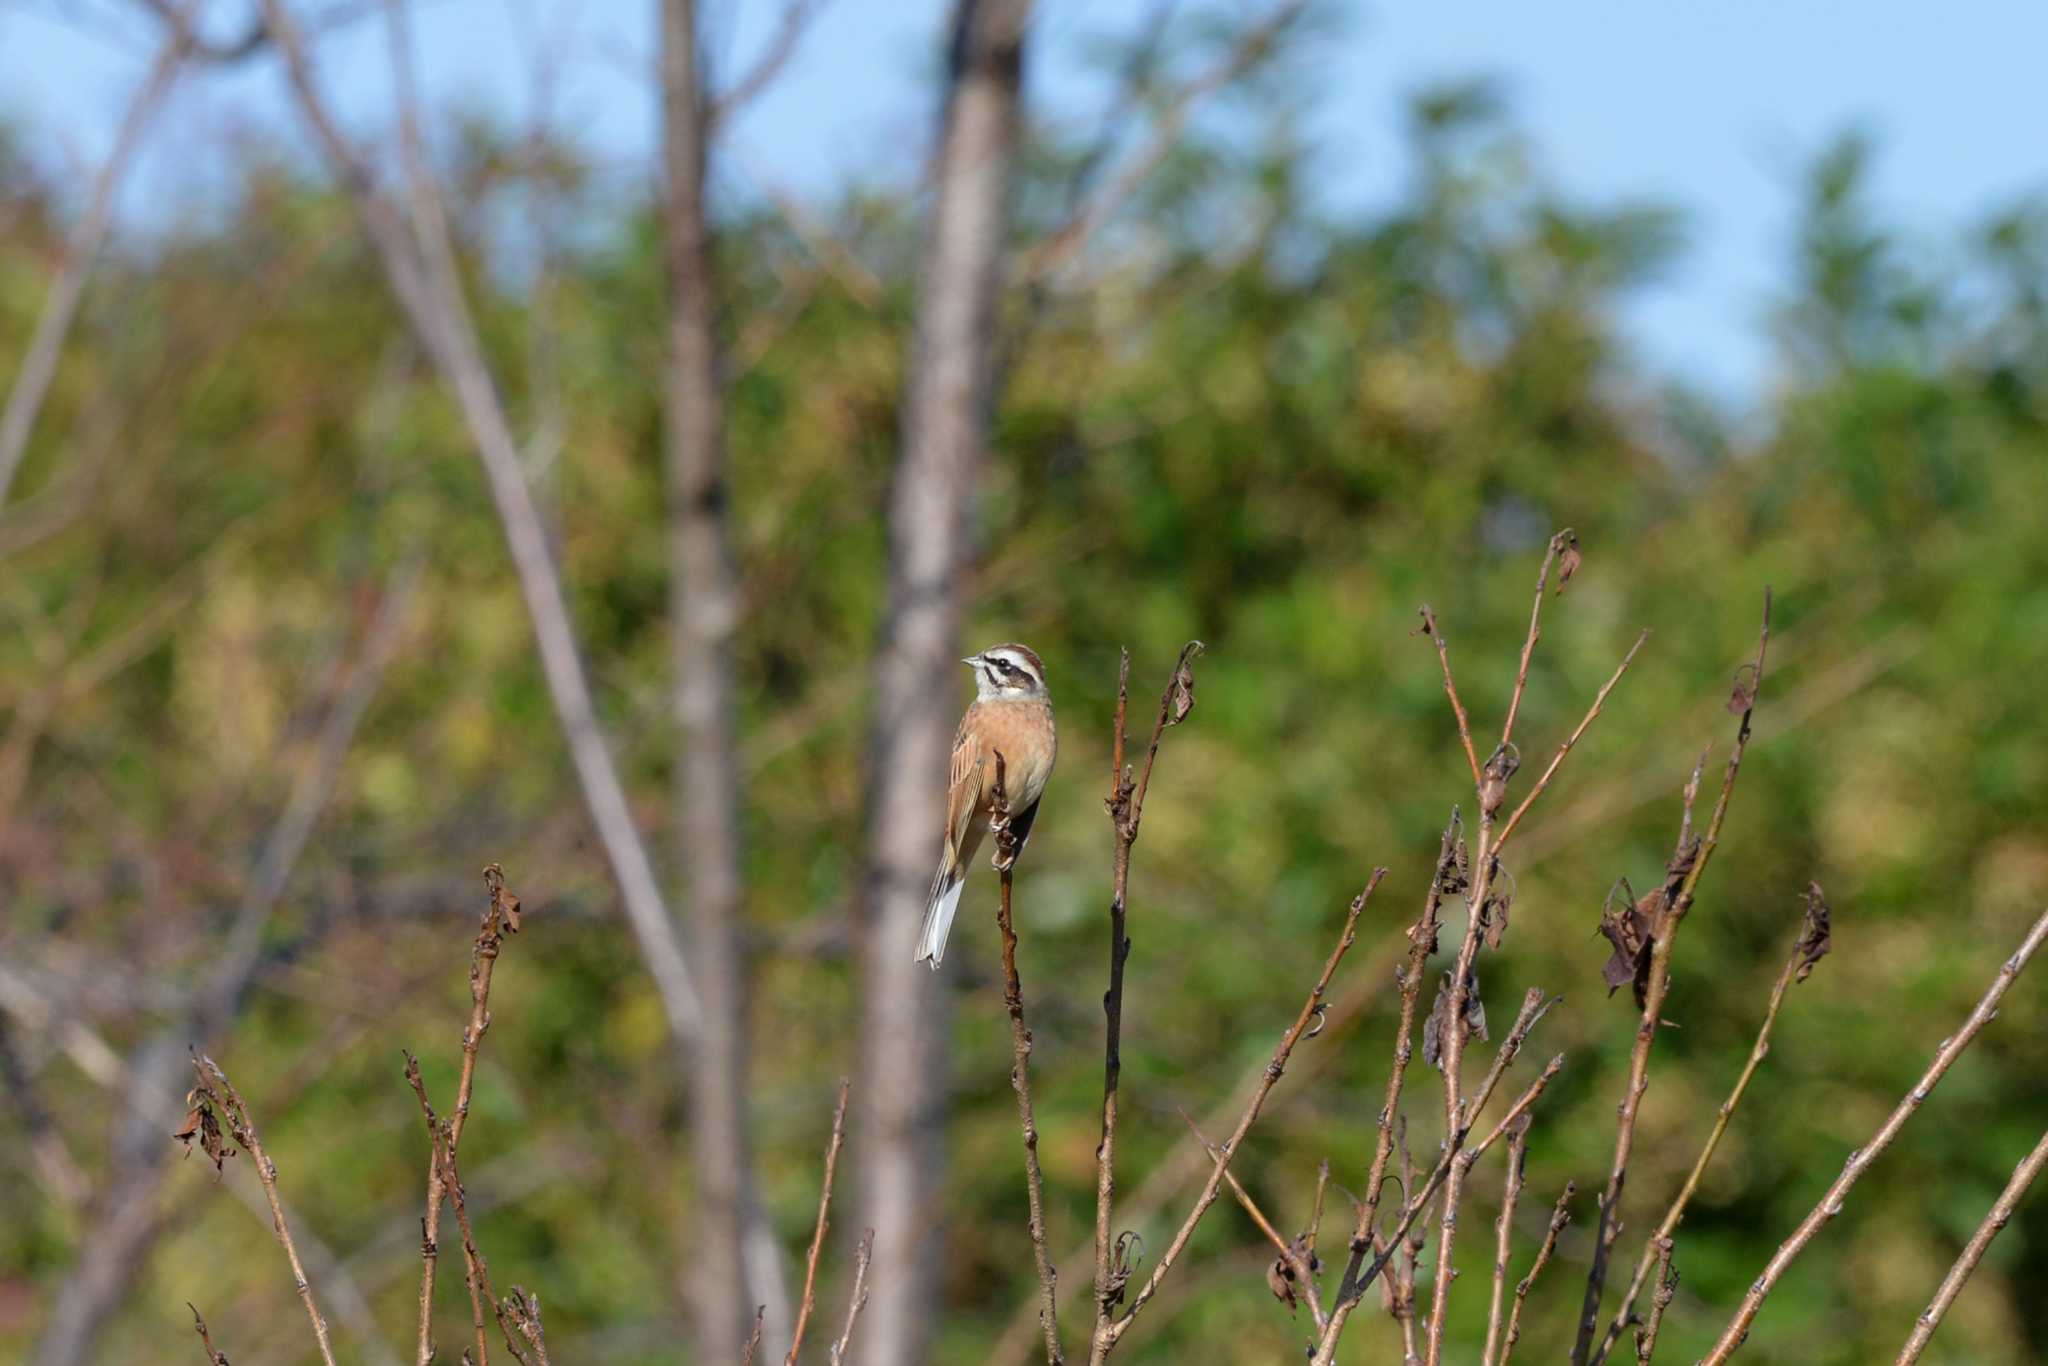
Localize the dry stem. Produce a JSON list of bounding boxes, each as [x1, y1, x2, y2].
[[829, 1230, 876, 1366], [1573, 593, 1770, 1363], [1090, 871, 1388, 1360], [1894, 1125, 2048, 1364], [412, 865, 522, 1365], [1427, 543, 1646, 1365], [993, 752, 1065, 1365], [1701, 903, 2048, 1362], [1499, 1183, 1573, 1366], [1480, 1119, 1532, 1366], [187, 1056, 338, 1366], [1089, 644, 1202, 1350], [786, 1080, 852, 1366], [188, 1304, 231, 1365], [1592, 883, 1821, 1363], [1179, 1110, 1326, 1333], [1634, 1239, 1675, 1364]]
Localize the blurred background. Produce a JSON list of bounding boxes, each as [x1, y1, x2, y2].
[[3, 1, 2048, 1363]]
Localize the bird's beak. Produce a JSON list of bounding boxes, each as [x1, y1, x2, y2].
[[961, 656, 980, 667]]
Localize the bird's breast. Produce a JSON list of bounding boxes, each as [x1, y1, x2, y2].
[[975, 699, 1057, 807]]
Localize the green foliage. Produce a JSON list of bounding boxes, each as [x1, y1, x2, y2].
[[5, 75, 2048, 1366]]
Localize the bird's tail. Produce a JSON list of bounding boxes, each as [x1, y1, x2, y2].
[[916, 852, 966, 967]]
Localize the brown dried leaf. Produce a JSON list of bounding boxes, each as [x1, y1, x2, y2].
[[1796, 881, 1832, 983], [1597, 879, 1656, 1004], [1266, 1255, 1297, 1312], [172, 1088, 235, 1173], [1555, 530, 1582, 595], [1727, 663, 1759, 716], [1167, 642, 1205, 725], [1423, 969, 1486, 1068]]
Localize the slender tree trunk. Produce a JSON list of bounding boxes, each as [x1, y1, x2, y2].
[[659, 2, 786, 1357], [852, 4, 1032, 1362]]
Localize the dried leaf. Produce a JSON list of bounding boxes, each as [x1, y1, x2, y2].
[[172, 1088, 235, 1173], [1482, 886, 1513, 951], [1266, 1255, 1297, 1312], [1795, 881, 1832, 983], [1422, 969, 1486, 1068], [1727, 663, 1759, 716], [1597, 879, 1657, 1005], [1167, 642, 1205, 725], [1555, 530, 1582, 594]]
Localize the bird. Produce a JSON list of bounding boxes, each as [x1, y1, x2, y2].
[[915, 643, 1058, 967]]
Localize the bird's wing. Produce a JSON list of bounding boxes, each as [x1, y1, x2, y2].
[[944, 712, 986, 855]]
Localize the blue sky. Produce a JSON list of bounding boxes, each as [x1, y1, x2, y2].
[[5, 0, 2047, 404]]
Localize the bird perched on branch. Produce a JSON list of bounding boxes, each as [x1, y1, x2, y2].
[[916, 643, 1058, 967]]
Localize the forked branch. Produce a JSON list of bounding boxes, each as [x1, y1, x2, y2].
[[1701, 903, 2048, 1362]]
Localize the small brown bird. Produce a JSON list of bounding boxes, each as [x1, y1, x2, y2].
[[916, 643, 1058, 967]]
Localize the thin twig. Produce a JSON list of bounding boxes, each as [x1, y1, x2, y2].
[[412, 865, 523, 1366], [1027, 0, 1309, 278], [1418, 607, 1482, 787], [828, 1231, 876, 1366], [1634, 1239, 1675, 1364], [188, 1304, 231, 1365], [187, 1056, 338, 1366], [741, 1308, 765, 1366], [1091, 644, 1202, 1350], [993, 753, 1064, 1365], [1481, 1119, 1532, 1366], [1499, 1184, 1574, 1366], [710, 0, 829, 125], [786, 1080, 852, 1366], [1574, 595, 1770, 1363], [438, 1129, 535, 1366], [1091, 871, 1389, 1360], [1178, 1110, 1325, 1333], [1311, 1050, 1564, 1366], [0, 34, 183, 507], [1894, 1125, 2048, 1364], [1593, 884, 1828, 1363], [1493, 628, 1652, 854], [1426, 547, 1646, 1366], [1701, 903, 2048, 1363], [1498, 530, 1573, 756], [1343, 816, 1461, 1280]]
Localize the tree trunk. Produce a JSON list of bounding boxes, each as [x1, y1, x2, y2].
[[852, 3, 1032, 1362], [659, 1, 783, 1359]]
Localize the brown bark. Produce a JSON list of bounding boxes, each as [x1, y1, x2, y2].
[[851, 3, 1032, 1362], [659, 0, 778, 1356]]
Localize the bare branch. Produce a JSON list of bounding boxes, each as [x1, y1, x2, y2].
[[1481, 1118, 1532, 1366], [1417, 606, 1482, 788], [188, 1304, 230, 1365], [1499, 529, 1575, 755], [710, 0, 830, 125], [1634, 1240, 1675, 1364], [1592, 883, 1830, 1364], [1026, 0, 1309, 278], [408, 865, 523, 1366], [185, 1056, 338, 1366], [255, 0, 706, 1045], [1091, 641, 1203, 1350], [992, 754, 1065, 1364], [1574, 595, 1770, 1363], [1493, 628, 1652, 854], [1498, 1184, 1574, 1366], [1702, 903, 2048, 1363], [786, 1081, 853, 1366], [0, 34, 181, 508], [1179, 1109, 1325, 1333], [1894, 1125, 2048, 1364], [828, 1231, 876, 1366], [1092, 870, 1389, 1360]]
